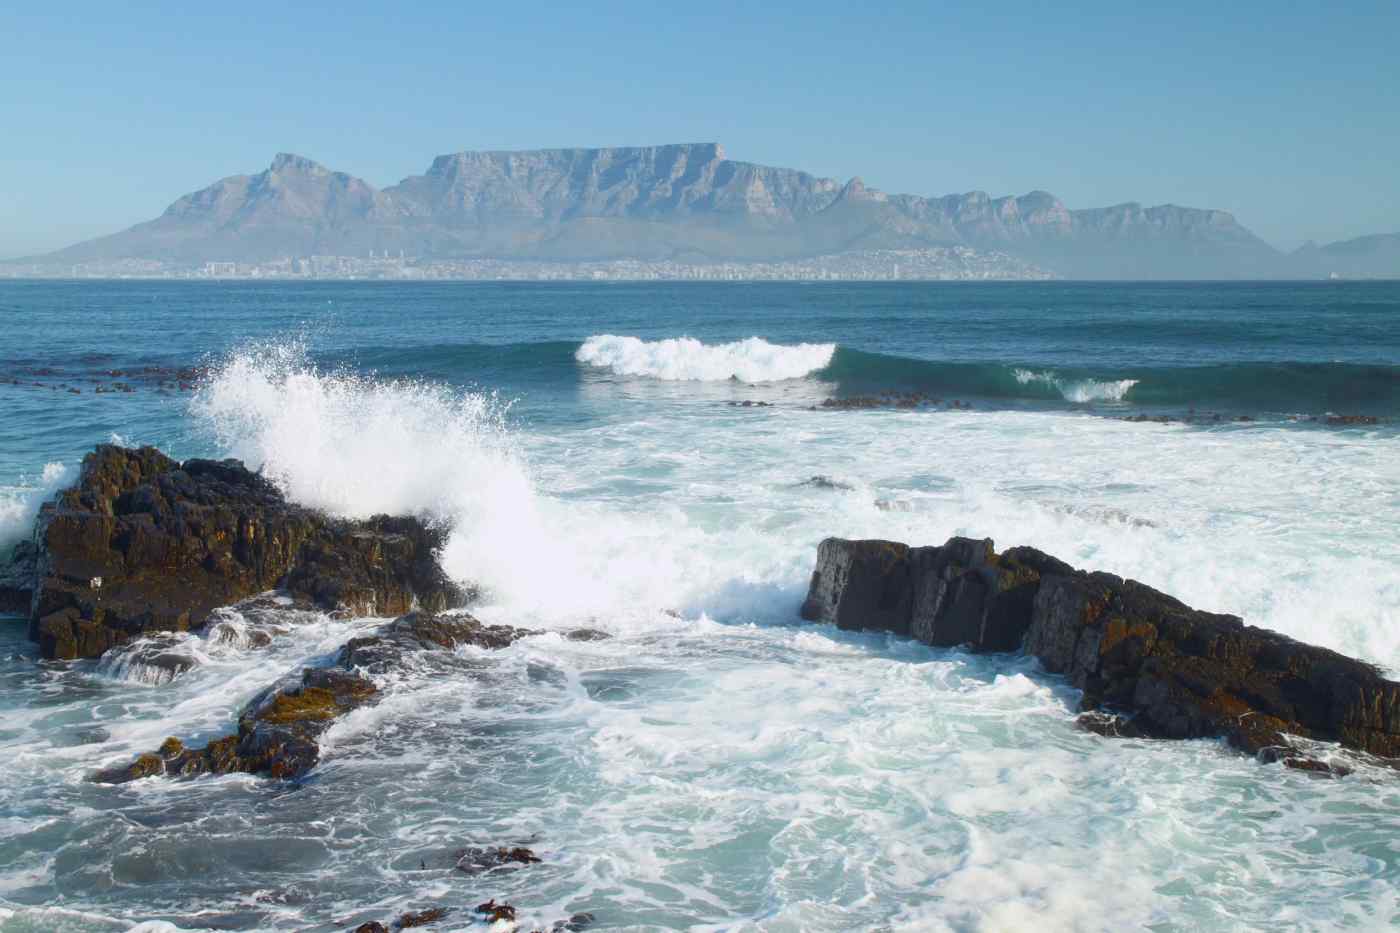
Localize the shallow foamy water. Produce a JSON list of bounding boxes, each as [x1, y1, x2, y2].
[[4, 376, 1400, 931]]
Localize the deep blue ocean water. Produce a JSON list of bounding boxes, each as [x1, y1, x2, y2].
[[1, 280, 1398, 931], [2, 280, 1398, 478]]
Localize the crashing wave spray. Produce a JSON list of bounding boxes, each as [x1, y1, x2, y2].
[[576, 335, 836, 382], [1013, 368, 1139, 403], [190, 340, 559, 606], [0, 462, 72, 557]]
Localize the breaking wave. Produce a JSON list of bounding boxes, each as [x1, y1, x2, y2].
[[1013, 368, 1139, 403], [190, 340, 551, 604], [0, 462, 72, 559], [576, 335, 836, 382], [320, 339, 1400, 415], [820, 348, 1400, 413]]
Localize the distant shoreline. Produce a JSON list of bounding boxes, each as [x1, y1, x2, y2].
[[0, 274, 1391, 284]]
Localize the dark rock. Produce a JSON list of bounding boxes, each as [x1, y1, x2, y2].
[[798, 475, 855, 491], [454, 845, 542, 873], [0, 540, 38, 615], [800, 539, 914, 635], [564, 628, 611, 641], [395, 907, 448, 928], [96, 634, 200, 684], [818, 392, 938, 412], [337, 611, 536, 673], [1326, 414, 1379, 426], [22, 445, 467, 660], [94, 609, 530, 783], [352, 923, 389, 933], [476, 900, 517, 923], [801, 536, 1400, 769]]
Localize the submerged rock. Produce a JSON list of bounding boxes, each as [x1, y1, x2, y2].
[[798, 475, 855, 491], [20, 444, 467, 660], [801, 536, 1400, 770], [93, 610, 530, 783], [95, 634, 201, 684], [454, 845, 542, 874], [475, 900, 517, 923], [395, 907, 449, 928]]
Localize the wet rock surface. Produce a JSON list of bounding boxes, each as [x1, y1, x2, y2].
[[476, 900, 517, 923], [2, 361, 207, 396], [1120, 410, 1388, 427], [0, 540, 38, 615], [395, 907, 450, 928], [455, 845, 543, 874], [801, 535, 1400, 771], [18, 444, 467, 660], [93, 610, 532, 783], [813, 391, 972, 411]]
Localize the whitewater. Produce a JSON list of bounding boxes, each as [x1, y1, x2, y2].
[[1, 280, 1399, 932]]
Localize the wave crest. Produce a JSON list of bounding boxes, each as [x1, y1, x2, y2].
[[1013, 369, 1139, 403], [576, 335, 836, 383], [190, 340, 547, 603]]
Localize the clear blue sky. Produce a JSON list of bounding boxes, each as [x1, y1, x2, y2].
[[3, 1, 1396, 257]]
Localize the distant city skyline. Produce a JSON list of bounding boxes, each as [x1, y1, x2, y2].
[[3, 1, 1397, 259]]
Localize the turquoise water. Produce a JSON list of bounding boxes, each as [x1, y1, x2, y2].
[[1, 280, 1399, 931]]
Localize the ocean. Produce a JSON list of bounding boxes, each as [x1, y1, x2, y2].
[[1, 279, 1398, 931]]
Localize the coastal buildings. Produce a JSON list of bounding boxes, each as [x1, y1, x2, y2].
[[1, 248, 1055, 282]]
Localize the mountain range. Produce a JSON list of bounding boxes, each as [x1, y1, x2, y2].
[[21, 143, 1399, 279]]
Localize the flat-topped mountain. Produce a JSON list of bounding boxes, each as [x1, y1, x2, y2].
[[26, 143, 1393, 278]]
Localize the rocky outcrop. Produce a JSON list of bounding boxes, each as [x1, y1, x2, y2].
[[20, 444, 466, 660], [93, 611, 537, 783], [801, 536, 1400, 771]]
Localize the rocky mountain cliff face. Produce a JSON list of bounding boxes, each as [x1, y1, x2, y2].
[[32, 142, 1365, 279]]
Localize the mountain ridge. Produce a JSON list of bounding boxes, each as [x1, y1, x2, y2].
[[19, 143, 1398, 279]]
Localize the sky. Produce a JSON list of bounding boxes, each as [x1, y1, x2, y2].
[[2, 1, 1397, 258]]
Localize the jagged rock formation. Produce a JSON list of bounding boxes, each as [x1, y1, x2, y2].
[[92, 611, 542, 783], [17, 444, 466, 660], [27, 144, 1300, 279], [801, 536, 1400, 771]]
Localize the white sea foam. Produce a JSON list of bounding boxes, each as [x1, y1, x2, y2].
[[3, 368, 1399, 929], [0, 462, 71, 557], [7, 335, 1382, 931], [1014, 367, 1139, 403], [191, 342, 599, 609], [576, 334, 836, 382]]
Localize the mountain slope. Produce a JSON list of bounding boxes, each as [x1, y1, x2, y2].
[[31, 143, 1305, 278], [1294, 233, 1400, 278]]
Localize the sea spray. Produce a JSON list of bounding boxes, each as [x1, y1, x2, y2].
[[188, 341, 769, 619], [0, 462, 72, 558], [1012, 368, 1139, 403], [190, 341, 556, 607], [576, 335, 836, 382]]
